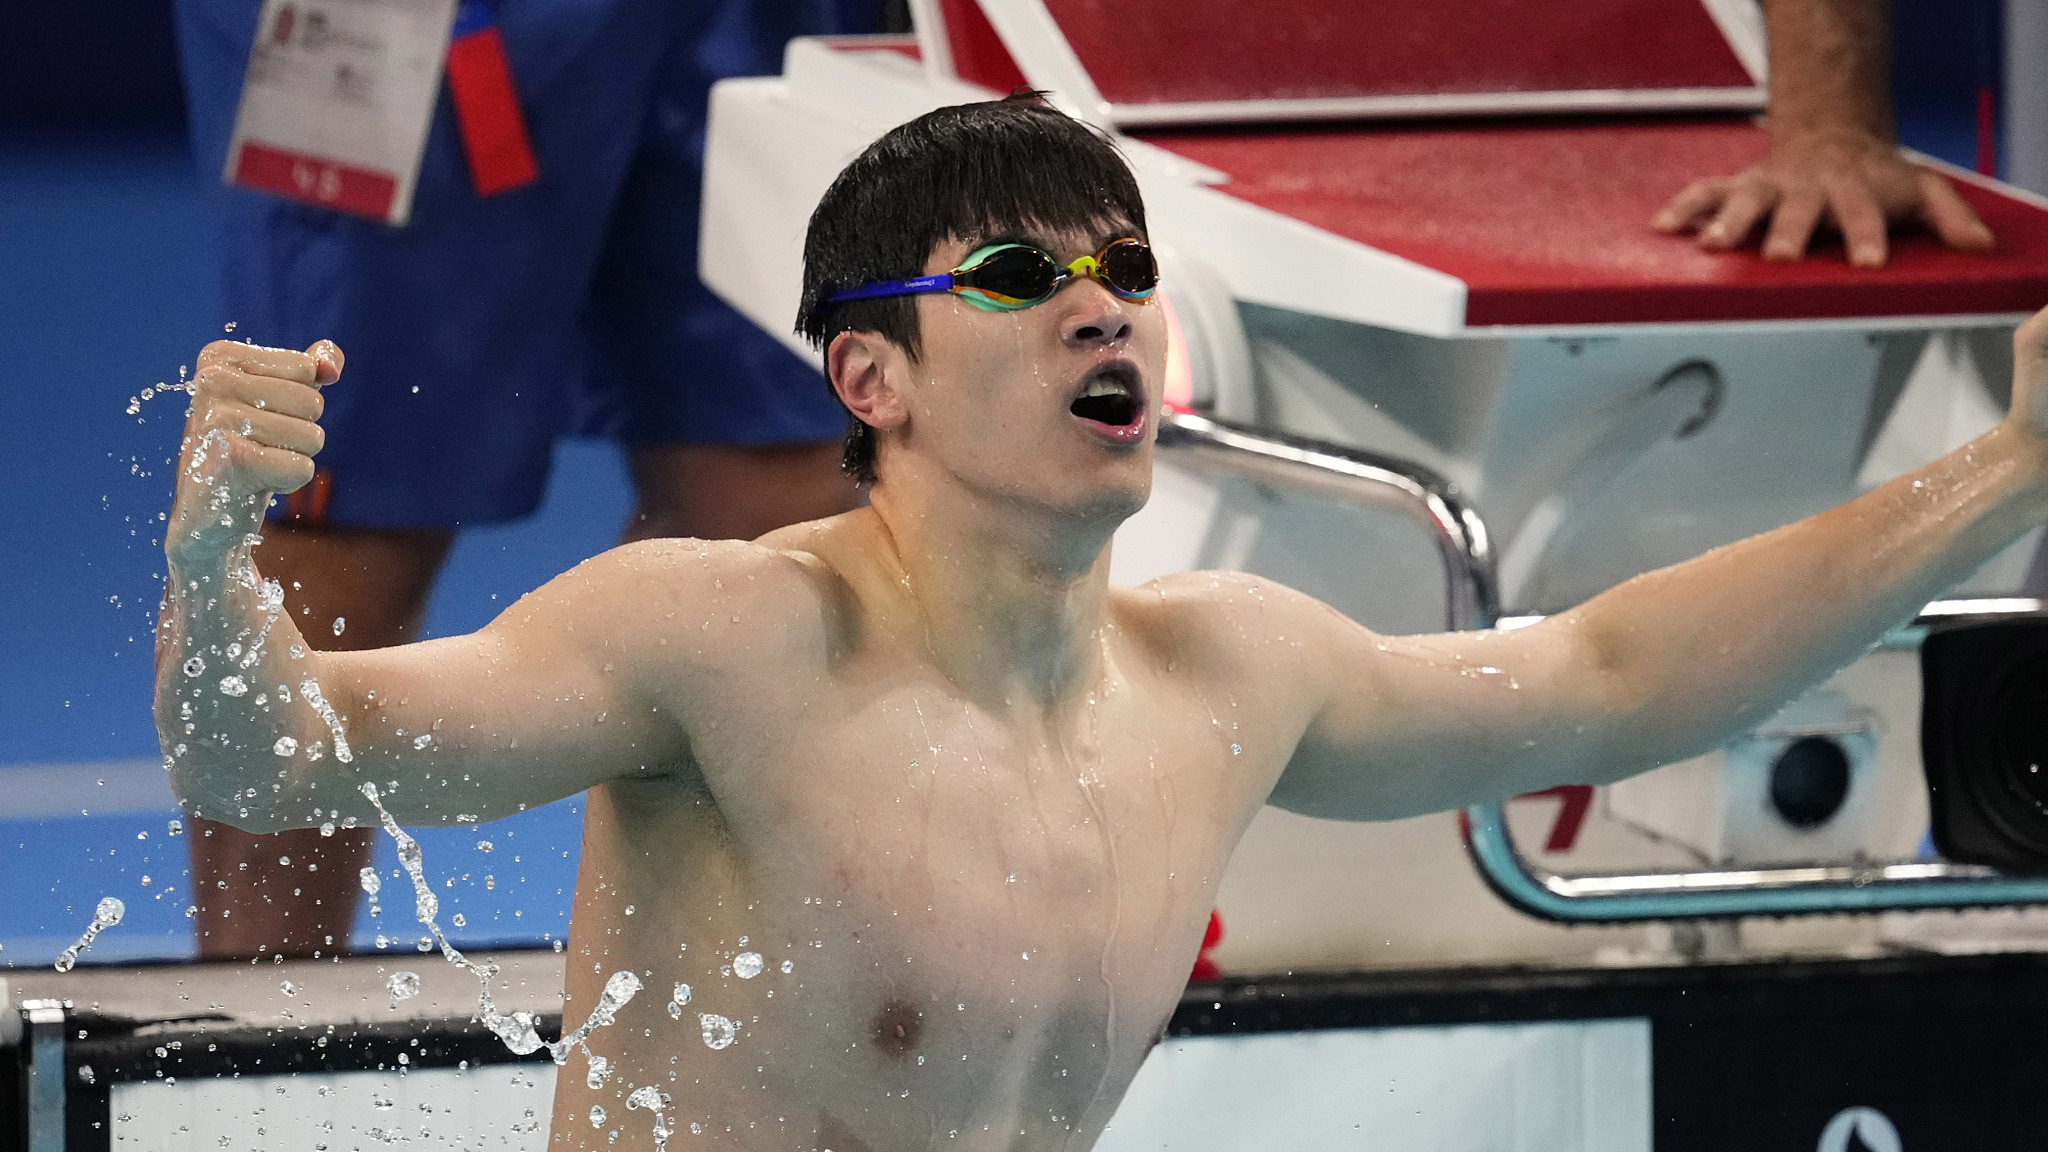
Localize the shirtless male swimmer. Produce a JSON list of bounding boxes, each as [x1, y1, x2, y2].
[[159, 95, 2048, 1151]]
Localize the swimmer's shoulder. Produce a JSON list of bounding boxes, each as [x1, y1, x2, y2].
[[538, 527, 857, 664], [1114, 570, 1345, 671]]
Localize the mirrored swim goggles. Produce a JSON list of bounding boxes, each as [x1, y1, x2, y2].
[[826, 238, 1158, 312]]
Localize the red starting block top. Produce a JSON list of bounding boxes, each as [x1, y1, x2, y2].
[[935, 0, 1763, 124], [1138, 117, 2048, 327], [1045, 0, 1750, 107]]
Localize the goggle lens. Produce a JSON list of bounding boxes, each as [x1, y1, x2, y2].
[[1096, 239, 1158, 298], [962, 246, 1063, 304]]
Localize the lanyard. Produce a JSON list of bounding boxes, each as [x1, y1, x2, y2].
[[446, 0, 539, 196]]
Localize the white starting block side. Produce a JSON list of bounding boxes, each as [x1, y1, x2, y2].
[[110, 1064, 557, 1150], [1095, 1018, 1651, 1152]]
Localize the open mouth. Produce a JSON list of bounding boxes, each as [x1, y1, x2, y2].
[[1068, 363, 1143, 428]]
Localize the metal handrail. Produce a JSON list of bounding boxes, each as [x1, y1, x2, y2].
[[1157, 411, 1500, 631], [1157, 411, 2048, 921]]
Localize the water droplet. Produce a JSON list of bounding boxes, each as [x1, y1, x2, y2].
[[53, 898, 125, 971], [477, 840, 493, 852], [624, 905, 635, 916], [166, 819, 183, 836], [77, 1064, 95, 1085], [182, 656, 205, 677], [359, 867, 382, 896], [280, 980, 300, 996], [1230, 743, 1242, 755], [587, 1055, 610, 1089], [332, 617, 347, 636], [412, 734, 432, 750], [387, 971, 420, 1005], [451, 912, 466, 928], [779, 959, 793, 974], [733, 952, 763, 979], [218, 675, 248, 697], [319, 822, 336, 837], [699, 1014, 739, 1050], [605, 970, 643, 1003], [589, 1105, 607, 1128], [273, 736, 298, 757]]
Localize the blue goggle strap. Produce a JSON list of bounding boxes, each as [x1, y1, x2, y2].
[[826, 274, 955, 305]]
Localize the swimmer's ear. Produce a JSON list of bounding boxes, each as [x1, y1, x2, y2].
[[827, 330, 908, 434], [306, 340, 344, 387]]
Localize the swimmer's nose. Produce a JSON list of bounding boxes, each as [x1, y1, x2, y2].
[[1061, 284, 1132, 352]]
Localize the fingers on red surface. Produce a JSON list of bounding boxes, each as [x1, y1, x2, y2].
[[1916, 171, 1997, 254], [1828, 182, 1890, 268], [1652, 177, 1728, 233], [1699, 182, 1776, 250], [1761, 189, 1826, 263]]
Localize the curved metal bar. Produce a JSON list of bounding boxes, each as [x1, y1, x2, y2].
[[1154, 409, 2048, 921], [1156, 411, 1500, 631], [1463, 804, 2048, 921], [1464, 599, 2048, 922]]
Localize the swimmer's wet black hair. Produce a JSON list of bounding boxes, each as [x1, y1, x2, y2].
[[797, 91, 1147, 485]]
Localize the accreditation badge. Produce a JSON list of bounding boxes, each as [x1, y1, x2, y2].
[[224, 0, 459, 226]]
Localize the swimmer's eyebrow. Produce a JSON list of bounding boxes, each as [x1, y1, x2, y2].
[[960, 228, 1039, 254], [1088, 221, 1143, 248]]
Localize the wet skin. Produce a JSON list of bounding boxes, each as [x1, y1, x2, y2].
[[159, 223, 2048, 1150], [558, 534, 1288, 1149]]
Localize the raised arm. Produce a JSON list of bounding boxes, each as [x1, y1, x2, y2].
[[156, 341, 692, 832], [1273, 307, 2048, 821], [1650, 0, 1992, 266]]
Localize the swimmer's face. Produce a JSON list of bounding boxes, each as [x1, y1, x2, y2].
[[864, 223, 1164, 521]]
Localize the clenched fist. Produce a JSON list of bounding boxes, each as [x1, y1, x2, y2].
[[166, 339, 342, 565]]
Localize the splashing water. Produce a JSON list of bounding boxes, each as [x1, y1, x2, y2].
[[699, 1014, 739, 1050], [299, 679, 352, 763], [356, 782, 641, 1090], [238, 579, 285, 670], [626, 1086, 673, 1152], [358, 864, 383, 916], [586, 1054, 610, 1089], [54, 897, 125, 972], [388, 971, 421, 1006]]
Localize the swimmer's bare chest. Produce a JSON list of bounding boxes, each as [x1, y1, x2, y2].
[[552, 613, 1294, 1150]]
